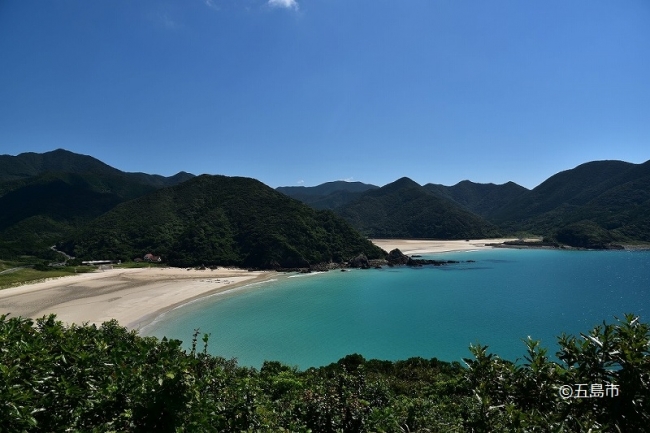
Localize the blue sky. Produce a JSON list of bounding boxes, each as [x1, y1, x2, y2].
[[1, 1, 649, 189]]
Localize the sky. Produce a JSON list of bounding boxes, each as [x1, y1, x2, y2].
[[1, 0, 649, 189]]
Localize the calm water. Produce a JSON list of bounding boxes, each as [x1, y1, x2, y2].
[[142, 249, 650, 368]]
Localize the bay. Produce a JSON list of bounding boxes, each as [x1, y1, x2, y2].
[[141, 249, 650, 369]]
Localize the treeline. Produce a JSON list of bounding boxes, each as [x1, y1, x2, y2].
[[1, 314, 647, 432]]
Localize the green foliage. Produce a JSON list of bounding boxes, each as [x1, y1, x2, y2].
[[1, 314, 647, 432], [554, 221, 614, 249], [464, 314, 650, 432], [64, 175, 385, 268]]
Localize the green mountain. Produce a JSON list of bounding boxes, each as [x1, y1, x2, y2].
[[423, 180, 528, 219], [335, 177, 501, 239], [491, 160, 650, 246], [277, 181, 379, 210], [0, 150, 194, 259], [0, 148, 194, 187], [62, 175, 385, 268]]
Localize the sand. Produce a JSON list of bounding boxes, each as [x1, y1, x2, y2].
[[370, 238, 520, 255], [0, 267, 274, 330]]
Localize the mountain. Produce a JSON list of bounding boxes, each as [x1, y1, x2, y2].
[[277, 181, 379, 210], [0, 149, 195, 258], [62, 175, 385, 268], [491, 160, 650, 246], [0, 148, 194, 188], [423, 180, 528, 219], [335, 177, 501, 239]]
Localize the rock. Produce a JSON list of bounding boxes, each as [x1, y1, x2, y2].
[[406, 257, 422, 267], [349, 254, 370, 269], [387, 249, 409, 265]]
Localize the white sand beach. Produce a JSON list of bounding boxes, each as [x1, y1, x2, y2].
[[370, 238, 519, 255], [0, 267, 274, 330]]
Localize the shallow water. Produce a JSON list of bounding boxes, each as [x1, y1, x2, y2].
[[142, 249, 650, 368]]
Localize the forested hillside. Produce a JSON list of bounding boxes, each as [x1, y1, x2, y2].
[[62, 175, 385, 268], [423, 180, 528, 219], [335, 177, 501, 239], [0, 150, 194, 259], [491, 160, 650, 246]]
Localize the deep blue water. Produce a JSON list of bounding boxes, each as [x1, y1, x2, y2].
[[142, 249, 650, 369]]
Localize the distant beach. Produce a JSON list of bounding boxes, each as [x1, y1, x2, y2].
[[371, 238, 520, 255]]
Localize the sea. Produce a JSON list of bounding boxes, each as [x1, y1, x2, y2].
[[141, 249, 650, 369]]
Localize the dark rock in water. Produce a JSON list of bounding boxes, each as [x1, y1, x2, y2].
[[387, 249, 409, 265], [411, 254, 422, 258], [406, 257, 423, 267], [349, 253, 370, 269]]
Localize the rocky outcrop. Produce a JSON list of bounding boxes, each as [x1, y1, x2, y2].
[[387, 249, 409, 265], [349, 254, 370, 269]]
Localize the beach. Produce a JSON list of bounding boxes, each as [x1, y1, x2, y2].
[[0, 239, 515, 331], [0, 267, 274, 330], [370, 238, 518, 255]]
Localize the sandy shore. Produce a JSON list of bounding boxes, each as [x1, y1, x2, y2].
[[371, 238, 520, 255], [0, 267, 275, 331]]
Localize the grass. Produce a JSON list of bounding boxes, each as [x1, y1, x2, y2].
[[0, 266, 95, 290]]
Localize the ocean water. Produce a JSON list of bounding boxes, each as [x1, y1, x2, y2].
[[141, 249, 650, 369]]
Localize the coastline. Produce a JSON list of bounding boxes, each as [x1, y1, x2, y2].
[[0, 239, 518, 332], [0, 267, 275, 331]]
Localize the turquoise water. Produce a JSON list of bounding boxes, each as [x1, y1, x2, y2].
[[142, 249, 650, 369]]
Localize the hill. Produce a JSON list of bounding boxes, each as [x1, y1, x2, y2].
[[0, 148, 194, 187], [277, 181, 379, 210], [335, 177, 501, 239], [491, 160, 650, 246], [62, 175, 385, 268], [0, 150, 195, 259], [423, 180, 528, 219]]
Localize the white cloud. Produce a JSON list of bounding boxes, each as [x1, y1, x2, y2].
[[268, 0, 299, 10], [297, 179, 305, 185], [204, 0, 219, 10], [340, 177, 354, 182]]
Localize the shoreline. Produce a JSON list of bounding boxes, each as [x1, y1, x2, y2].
[[0, 240, 516, 333], [0, 267, 276, 331], [1, 239, 642, 333], [130, 273, 280, 331]]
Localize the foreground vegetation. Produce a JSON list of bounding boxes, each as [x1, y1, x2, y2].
[[1, 314, 647, 432]]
